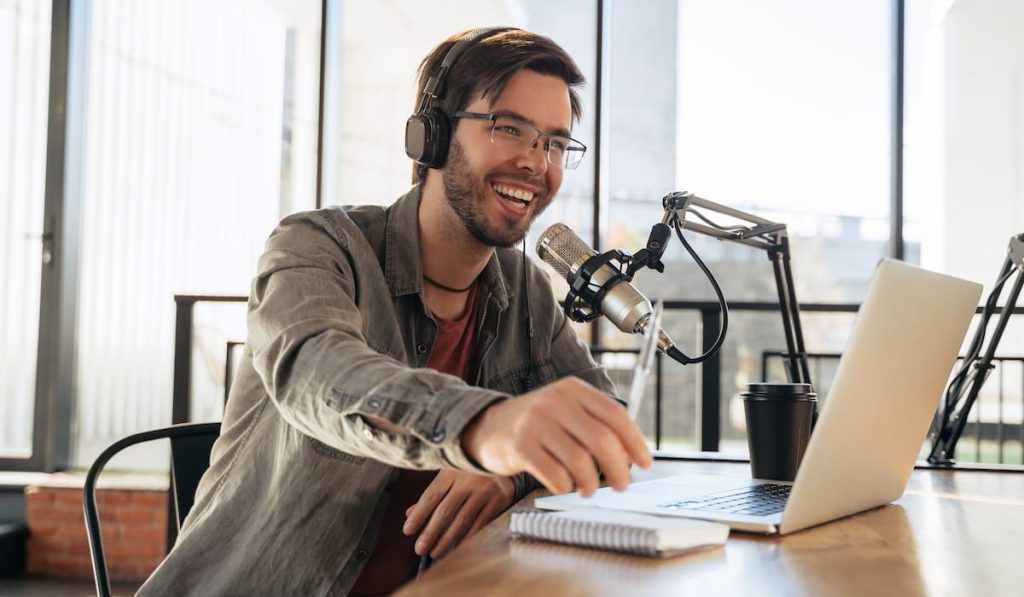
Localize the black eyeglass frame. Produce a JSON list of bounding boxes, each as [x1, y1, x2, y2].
[[452, 110, 587, 169]]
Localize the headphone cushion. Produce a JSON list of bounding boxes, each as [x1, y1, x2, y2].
[[405, 114, 429, 162], [425, 108, 451, 169], [404, 108, 451, 169]]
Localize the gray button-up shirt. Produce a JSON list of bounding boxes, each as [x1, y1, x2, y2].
[[139, 186, 616, 596]]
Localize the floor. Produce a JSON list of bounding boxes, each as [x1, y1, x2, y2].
[[0, 578, 142, 596]]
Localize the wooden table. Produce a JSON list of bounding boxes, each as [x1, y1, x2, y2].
[[397, 459, 1024, 596]]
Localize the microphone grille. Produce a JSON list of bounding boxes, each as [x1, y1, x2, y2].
[[535, 223, 596, 280]]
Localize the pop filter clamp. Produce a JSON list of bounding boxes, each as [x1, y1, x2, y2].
[[562, 249, 635, 324], [563, 221, 671, 323]]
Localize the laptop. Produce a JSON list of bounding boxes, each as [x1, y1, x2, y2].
[[537, 259, 982, 534]]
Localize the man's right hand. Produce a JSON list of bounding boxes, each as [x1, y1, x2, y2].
[[461, 377, 653, 497]]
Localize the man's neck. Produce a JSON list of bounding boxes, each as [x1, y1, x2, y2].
[[418, 177, 493, 319]]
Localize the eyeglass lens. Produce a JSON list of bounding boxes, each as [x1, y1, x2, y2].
[[489, 116, 584, 169]]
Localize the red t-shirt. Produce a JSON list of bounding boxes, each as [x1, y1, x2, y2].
[[350, 284, 480, 595]]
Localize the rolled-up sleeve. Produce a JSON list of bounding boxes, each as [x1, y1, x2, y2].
[[247, 212, 506, 472]]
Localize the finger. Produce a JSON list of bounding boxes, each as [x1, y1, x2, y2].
[[468, 497, 508, 536], [562, 412, 632, 491], [467, 477, 515, 536], [519, 441, 574, 495], [414, 488, 469, 556], [430, 494, 487, 558], [580, 393, 653, 468], [404, 472, 454, 536], [540, 428, 602, 497]]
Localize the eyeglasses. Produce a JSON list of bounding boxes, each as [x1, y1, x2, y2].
[[452, 111, 587, 170]]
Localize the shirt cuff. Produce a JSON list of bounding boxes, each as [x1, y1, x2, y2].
[[429, 389, 510, 473]]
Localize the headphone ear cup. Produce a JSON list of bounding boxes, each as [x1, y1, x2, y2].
[[424, 108, 451, 169], [404, 109, 451, 169], [405, 113, 431, 163]]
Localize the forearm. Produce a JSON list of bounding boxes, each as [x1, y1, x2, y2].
[[256, 327, 505, 470]]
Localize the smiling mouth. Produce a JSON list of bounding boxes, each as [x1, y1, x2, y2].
[[491, 182, 536, 207]]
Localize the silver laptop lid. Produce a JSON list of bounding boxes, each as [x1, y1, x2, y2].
[[779, 259, 981, 534]]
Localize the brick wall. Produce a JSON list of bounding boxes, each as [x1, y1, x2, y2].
[[25, 478, 168, 582]]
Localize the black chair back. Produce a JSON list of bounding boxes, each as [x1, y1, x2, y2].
[[83, 422, 221, 597], [168, 432, 220, 532]]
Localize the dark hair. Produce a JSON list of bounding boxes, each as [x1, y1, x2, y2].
[[411, 29, 586, 184]]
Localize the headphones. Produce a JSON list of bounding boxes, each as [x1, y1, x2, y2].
[[405, 27, 517, 169]]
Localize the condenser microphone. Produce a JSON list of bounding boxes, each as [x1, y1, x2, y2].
[[536, 223, 655, 335]]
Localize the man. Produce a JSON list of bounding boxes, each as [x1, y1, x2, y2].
[[140, 28, 650, 596]]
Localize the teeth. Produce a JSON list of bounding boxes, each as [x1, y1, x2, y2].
[[492, 183, 534, 203]]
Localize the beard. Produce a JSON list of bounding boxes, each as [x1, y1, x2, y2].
[[441, 138, 547, 248]]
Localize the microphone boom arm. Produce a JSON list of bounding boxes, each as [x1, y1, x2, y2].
[[928, 233, 1024, 465], [660, 192, 812, 385]]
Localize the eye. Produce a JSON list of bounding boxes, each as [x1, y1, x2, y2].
[[548, 137, 569, 152], [494, 123, 522, 137]]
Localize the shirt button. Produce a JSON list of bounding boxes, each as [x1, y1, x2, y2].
[[428, 429, 446, 443], [416, 344, 427, 355], [363, 427, 374, 440], [367, 399, 381, 410]]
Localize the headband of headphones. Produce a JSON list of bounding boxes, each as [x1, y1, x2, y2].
[[406, 27, 519, 169]]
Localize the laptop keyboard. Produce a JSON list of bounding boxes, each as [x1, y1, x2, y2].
[[657, 483, 791, 517]]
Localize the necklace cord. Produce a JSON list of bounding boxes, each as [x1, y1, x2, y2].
[[423, 273, 477, 293]]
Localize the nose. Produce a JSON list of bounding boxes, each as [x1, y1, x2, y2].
[[515, 136, 549, 175]]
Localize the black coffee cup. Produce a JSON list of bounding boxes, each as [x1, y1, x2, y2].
[[741, 382, 817, 482]]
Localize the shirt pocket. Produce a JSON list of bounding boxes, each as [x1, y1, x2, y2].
[[305, 436, 367, 465]]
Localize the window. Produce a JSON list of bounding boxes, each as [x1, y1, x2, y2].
[[905, 0, 1024, 464], [603, 0, 892, 451], [6, 0, 1018, 472], [0, 0, 51, 459], [72, 0, 322, 467]]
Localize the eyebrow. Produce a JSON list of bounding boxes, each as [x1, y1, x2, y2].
[[491, 109, 573, 139]]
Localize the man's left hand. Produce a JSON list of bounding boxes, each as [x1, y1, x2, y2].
[[403, 470, 515, 558]]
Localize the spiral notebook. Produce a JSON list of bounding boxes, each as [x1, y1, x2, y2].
[[509, 507, 729, 557]]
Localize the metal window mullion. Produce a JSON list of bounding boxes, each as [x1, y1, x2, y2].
[[315, 0, 327, 209], [890, 0, 905, 260], [589, 0, 610, 347], [997, 361, 1004, 463], [29, 0, 91, 472]]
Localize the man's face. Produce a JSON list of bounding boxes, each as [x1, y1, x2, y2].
[[441, 68, 571, 248]]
